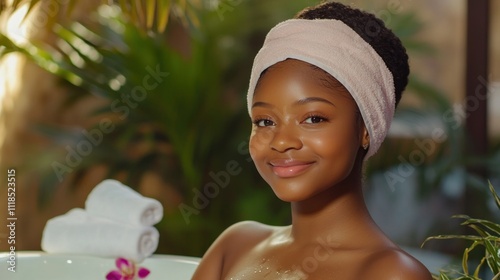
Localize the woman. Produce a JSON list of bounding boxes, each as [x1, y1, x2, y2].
[[192, 2, 432, 279]]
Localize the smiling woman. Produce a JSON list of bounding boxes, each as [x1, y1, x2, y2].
[[249, 59, 365, 203], [192, 2, 432, 280]]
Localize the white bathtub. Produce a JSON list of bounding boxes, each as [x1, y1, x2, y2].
[[0, 251, 200, 279]]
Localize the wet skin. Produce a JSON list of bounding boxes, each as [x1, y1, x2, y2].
[[191, 59, 432, 280]]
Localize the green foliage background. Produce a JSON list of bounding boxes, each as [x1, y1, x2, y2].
[[1, 0, 499, 262]]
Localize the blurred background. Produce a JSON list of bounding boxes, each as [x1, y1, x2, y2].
[[0, 0, 499, 275]]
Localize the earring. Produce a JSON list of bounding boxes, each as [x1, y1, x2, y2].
[[362, 143, 369, 150]]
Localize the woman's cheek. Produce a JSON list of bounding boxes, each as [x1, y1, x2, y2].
[[250, 129, 273, 154], [249, 132, 263, 162], [305, 133, 333, 154], [254, 128, 275, 146]]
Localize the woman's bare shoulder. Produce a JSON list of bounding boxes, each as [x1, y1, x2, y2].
[[191, 221, 276, 280], [223, 220, 277, 242], [358, 247, 433, 280]]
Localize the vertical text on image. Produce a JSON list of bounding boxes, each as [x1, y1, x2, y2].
[[6, 168, 17, 272]]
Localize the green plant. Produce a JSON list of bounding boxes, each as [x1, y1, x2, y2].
[[423, 181, 500, 279], [1, 3, 243, 256], [0, 0, 200, 33], [1, 4, 236, 199]]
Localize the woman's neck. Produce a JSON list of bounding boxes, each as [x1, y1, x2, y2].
[[288, 175, 376, 246]]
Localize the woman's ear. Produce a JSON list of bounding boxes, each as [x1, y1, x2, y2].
[[361, 125, 370, 150]]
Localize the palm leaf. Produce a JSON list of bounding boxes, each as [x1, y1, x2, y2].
[[0, 0, 201, 33], [157, 0, 172, 33], [489, 181, 500, 210], [4, 4, 236, 193], [423, 182, 500, 279], [456, 216, 500, 237]]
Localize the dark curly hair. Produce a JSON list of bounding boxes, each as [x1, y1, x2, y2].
[[295, 1, 410, 106]]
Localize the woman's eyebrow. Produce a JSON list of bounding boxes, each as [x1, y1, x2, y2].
[[252, 97, 336, 109], [252, 101, 274, 109], [294, 97, 336, 107]]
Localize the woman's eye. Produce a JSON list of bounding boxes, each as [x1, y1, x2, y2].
[[303, 116, 326, 124], [255, 119, 275, 127]]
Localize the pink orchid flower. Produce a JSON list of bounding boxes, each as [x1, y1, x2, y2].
[[106, 258, 150, 280]]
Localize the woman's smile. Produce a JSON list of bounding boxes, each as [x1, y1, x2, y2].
[[268, 158, 316, 178]]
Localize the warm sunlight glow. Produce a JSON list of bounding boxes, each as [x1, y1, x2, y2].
[[0, 53, 24, 151], [5, 4, 29, 45], [0, 4, 29, 153]]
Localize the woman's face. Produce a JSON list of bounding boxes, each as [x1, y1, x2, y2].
[[249, 59, 367, 202]]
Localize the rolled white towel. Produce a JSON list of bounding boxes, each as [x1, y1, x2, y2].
[[41, 208, 159, 263], [85, 179, 163, 227]]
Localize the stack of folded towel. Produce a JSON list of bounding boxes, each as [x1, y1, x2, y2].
[[41, 179, 163, 263]]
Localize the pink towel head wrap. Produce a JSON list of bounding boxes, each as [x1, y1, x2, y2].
[[247, 19, 395, 159]]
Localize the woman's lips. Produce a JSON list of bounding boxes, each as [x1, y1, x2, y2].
[[269, 159, 315, 178]]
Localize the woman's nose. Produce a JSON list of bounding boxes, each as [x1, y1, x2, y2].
[[270, 126, 303, 152]]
